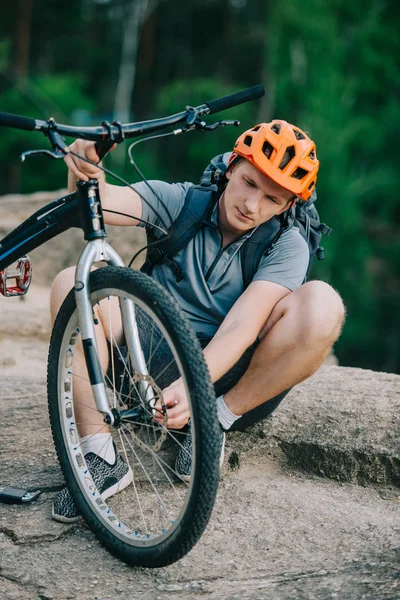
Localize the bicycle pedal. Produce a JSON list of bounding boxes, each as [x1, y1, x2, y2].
[[0, 486, 41, 504], [0, 255, 32, 297]]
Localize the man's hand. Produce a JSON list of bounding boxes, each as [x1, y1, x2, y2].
[[64, 139, 143, 226], [64, 139, 116, 183], [154, 378, 190, 429]]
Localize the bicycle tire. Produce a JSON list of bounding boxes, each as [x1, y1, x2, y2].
[[47, 266, 220, 567]]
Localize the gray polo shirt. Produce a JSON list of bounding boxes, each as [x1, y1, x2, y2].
[[134, 180, 309, 338]]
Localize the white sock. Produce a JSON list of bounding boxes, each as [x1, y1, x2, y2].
[[81, 433, 115, 464], [217, 395, 242, 431]]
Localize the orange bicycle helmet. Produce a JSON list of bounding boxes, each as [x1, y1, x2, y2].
[[232, 120, 319, 201]]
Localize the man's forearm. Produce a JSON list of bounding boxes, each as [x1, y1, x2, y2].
[[202, 323, 256, 384]]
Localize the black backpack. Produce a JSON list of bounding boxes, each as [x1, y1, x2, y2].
[[141, 153, 332, 287]]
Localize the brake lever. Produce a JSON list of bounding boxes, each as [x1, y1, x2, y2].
[[21, 148, 66, 162], [194, 118, 240, 131], [220, 119, 240, 127], [21, 119, 69, 162]]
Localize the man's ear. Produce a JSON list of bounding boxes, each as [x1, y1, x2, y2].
[[226, 168, 232, 180], [285, 198, 297, 212], [277, 198, 296, 215]]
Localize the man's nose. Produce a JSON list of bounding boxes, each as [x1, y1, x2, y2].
[[244, 192, 261, 213]]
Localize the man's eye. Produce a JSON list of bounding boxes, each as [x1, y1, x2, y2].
[[244, 178, 255, 187]]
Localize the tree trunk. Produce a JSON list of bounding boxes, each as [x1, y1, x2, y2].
[[258, 0, 275, 122], [15, 0, 33, 80], [113, 0, 155, 124]]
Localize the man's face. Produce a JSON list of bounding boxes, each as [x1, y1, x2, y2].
[[219, 159, 295, 238]]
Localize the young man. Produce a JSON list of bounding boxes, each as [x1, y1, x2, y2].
[[51, 121, 345, 522]]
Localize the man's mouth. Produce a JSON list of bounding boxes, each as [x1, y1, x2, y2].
[[235, 207, 253, 222]]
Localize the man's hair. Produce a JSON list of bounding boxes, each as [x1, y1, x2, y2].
[[228, 155, 296, 204], [228, 155, 244, 170]]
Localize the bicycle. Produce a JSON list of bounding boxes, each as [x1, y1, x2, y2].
[[0, 85, 264, 567]]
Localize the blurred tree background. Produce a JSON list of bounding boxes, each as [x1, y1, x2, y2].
[[0, 0, 399, 373]]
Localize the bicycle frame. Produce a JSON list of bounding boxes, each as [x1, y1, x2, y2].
[[0, 84, 265, 426], [0, 180, 150, 425]]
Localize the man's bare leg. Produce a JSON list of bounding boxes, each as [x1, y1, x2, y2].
[[50, 266, 123, 437], [223, 281, 346, 416]]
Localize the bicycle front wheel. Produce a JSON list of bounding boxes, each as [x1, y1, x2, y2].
[[47, 267, 220, 567]]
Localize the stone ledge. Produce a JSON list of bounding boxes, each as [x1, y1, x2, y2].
[[1, 366, 399, 491], [228, 365, 400, 487]]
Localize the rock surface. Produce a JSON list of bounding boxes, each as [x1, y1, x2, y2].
[[0, 368, 399, 600], [0, 192, 399, 599]]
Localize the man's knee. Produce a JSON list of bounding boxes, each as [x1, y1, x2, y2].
[[284, 280, 346, 346], [50, 266, 76, 322]]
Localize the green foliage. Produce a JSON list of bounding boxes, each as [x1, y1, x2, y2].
[[0, 38, 11, 71], [0, 74, 95, 193], [266, 0, 400, 372], [0, 0, 398, 372]]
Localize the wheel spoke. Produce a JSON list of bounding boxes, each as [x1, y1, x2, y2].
[[106, 296, 118, 410], [117, 430, 149, 535], [120, 428, 173, 523], [121, 423, 190, 487]]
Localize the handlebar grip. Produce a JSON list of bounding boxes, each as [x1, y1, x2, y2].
[[95, 139, 116, 161], [204, 85, 265, 115], [0, 112, 36, 131]]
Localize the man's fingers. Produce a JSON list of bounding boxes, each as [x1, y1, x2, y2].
[[83, 144, 100, 164], [164, 414, 188, 430], [154, 405, 179, 422], [64, 146, 103, 180], [64, 154, 89, 181], [154, 403, 189, 427], [154, 396, 179, 411]]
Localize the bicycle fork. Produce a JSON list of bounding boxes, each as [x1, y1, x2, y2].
[[75, 238, 151, 426]]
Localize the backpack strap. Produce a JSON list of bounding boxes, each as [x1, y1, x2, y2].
[[141, 184, 218, 281], [293, 201, 332, 278], [240, 217, 289, 289], [141, 153, 230, 281], [200, 152, 232, 187]]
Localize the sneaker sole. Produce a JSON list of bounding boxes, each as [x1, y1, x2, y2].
[[52, 466, 134, 524], [51, 506, 81, 524], [177, 433, 226, 483], [101, 466, 134, 501]]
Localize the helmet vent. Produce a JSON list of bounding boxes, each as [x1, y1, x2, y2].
[[262, 141, 274, 159], [291, 167, 308, 180], [308, 149, 316, 160], [293, 129, 306, 141], [279, 145, 295, 170], [308, 181, 315, 190], [243, 135, 253, 147], [271, 123, 281, 134], [252, 125, 261, 132]]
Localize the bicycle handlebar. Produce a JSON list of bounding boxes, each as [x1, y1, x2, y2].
[[204, 85, 264, 115], [0, 85, 264, 148], [0, 112, 37, 131]]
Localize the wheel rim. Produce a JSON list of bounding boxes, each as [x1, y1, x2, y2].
[[57, 287, 199, 548]]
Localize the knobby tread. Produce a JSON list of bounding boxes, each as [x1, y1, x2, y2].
[[47, 266, 220, 567]]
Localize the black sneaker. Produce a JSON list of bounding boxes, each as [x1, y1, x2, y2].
[[52, 446, 133, 524], [175, 421, 225, 483]]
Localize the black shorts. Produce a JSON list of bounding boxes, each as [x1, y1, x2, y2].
[[196, 336, 290, 431], [107, 307, 290, 432]]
